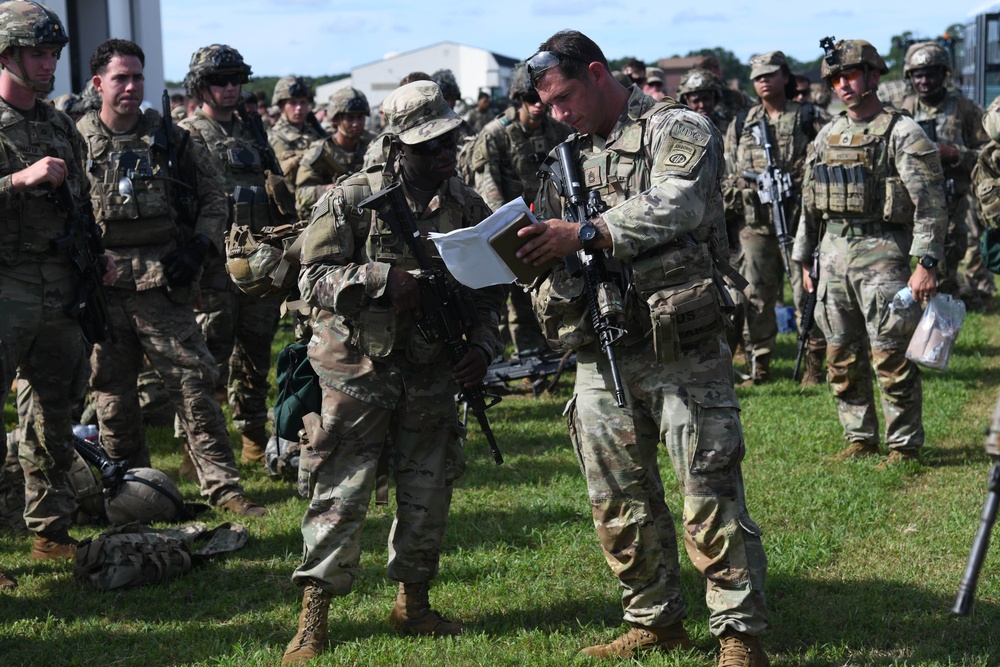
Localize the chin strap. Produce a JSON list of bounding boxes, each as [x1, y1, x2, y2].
[[4, 47, 54, 94]]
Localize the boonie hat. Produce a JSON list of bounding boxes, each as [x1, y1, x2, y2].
[[382, 81, 461, 145]]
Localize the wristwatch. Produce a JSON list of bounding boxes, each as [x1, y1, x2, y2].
[[918, 255, 938, 270], [578, 221, 599, 252]]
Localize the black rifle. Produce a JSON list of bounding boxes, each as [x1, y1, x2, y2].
[[73, 435, 127, 497], [158, 89, 198, 230], [49, 180, 113, 344], [358, 181, 503, 465], [236, 103, 284, 177], [306, 111, 331, 139], [742, 117, 794, 281], [793, 170, 828, 383], [953, 459, 1000, 616], [543, 139, 628, 407], [483, 350, 577, 397]]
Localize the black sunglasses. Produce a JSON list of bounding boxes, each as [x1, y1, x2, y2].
[[525, 51, 588, 86], [410, 132, 459, 157], [206, 73, 243, 88], [521, 91, 542, 104]]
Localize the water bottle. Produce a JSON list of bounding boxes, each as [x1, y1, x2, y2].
[[891, 286, 915, 310]]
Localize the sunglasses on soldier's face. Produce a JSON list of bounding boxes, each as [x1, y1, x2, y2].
[[409, 132, 459, 157], [521, 91, 542, 105], [206, 73, 243, 88]]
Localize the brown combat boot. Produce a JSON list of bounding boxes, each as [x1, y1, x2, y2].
[[282, 581, 332, 666], [31, 529, 79, 561], [799, 348, 826, 387], [178, 448, 198, 483], [0, 569, 16, 590], [832, 441, 880, 461], [240, 425, 268, 465], [580, 622, 693, 658], [878, 448, 921, 470], [718, 631, 769, 667], [388, 581, 464, 636], [738, 353, 771, 388], [219, 494, 266, 517]]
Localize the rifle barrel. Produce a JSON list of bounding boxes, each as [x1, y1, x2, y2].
[[953, 461, 1000, 616]]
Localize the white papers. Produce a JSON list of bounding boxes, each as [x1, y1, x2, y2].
[[428, 197, 537, 289]]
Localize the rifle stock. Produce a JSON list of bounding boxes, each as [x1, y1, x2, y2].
[[73, 435, 128, 497]]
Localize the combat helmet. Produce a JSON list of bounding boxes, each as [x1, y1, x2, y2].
[[508, 64, 532, 102], [904, 41, 951, 76], [0, 1, 68, 93], [676, 68, 723, 102], [104, 467, 187, 526], [820, 38, 888, 81], [272, 75, 312, 107], [327, 86, 369, 117], [432, 69, 461, 102], [184, 44, 252, 99]]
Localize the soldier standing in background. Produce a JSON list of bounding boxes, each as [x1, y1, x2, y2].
[[0, 1, 115, 564], [294, 87, 373, 218], [794, 39, 947, 465], [281, 80, 503, 665], [464, 90, 495, 132], [724, 51, 827, 387], [898, 42, 994, 309], [268, 75, 326, 185], [178, 44, 284, 467], [677, 67, 731, 133], [470, 64, 571, 355], [643, 67, 666, 100]]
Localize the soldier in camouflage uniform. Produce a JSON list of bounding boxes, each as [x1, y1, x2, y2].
[[280, 80, 504, 666], [793, 39, 947, 465], [519, 31, 770, 666], [899, 42, 995, 309], [178, 45, 285, 467], [78, 39, 264, 516], [267, 75, 326, 185], [697, 55, 754, 119], [463, 90, 495, 132], [724, 51, 828, 387], [294, 87, 373, 218], [0, 1, 116, 561], [677, 67, 730, 133], [470, 64, 572, 355]]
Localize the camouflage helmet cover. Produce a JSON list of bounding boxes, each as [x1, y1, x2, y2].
[[272, 75, 312, 106], [904, 41, 951, 76], [431, 68, 461, 99], [821, 39, 889, 81], [676, 67, 723, 100], [383, 80, 461, 145], [508, 64, 531, 101], [78, 79, 102, 112], [104, 468, 184, 526], [327, 86, 370, 117], [226, 234, 298, 299], [184, 44, 251, 97], [0, 1, 68, 55]]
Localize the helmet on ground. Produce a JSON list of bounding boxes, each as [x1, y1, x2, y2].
[[821, 39, 888, 81], [272, 75, 312, 107], [104, 468, 185, 525], [327, 87, 369, 117], [184, 44, 251, 98], [904, 41, 951, 76], [67, 451, 106, 523]]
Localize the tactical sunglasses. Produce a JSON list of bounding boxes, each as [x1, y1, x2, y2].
[[525, 51, 588, 86], [206, 73, 244, 88], [410, 131, 459, 156]]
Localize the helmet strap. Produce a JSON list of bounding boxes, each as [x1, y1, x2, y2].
[[5, 46, 53, 94]]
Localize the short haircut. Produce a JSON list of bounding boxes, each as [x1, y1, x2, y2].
[[624, 58, 645, 73], [478, 91, 490, 101], [793, 74, 810, 87], [400, 71, 432, 86], [90, 38, 145, 76], [536, 30, 609, 83]]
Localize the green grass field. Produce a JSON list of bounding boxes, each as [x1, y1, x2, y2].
[[2, 307, 1000, 667]]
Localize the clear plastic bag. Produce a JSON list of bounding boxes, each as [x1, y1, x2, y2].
[[905, 294, 966, 371]]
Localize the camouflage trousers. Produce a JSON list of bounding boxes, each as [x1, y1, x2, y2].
[[738, 228, 826, 361], [814, 227, 924, 450], [292, 361, 466, 597], [567, 334, 769, 637], [937, 197, 971, 298], [0, 269, 87, 534], [196, 285, 282, 433], [90, 287, 244, 505], [501, 285, 547, 356]]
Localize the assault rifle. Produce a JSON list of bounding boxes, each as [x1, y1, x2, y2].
[[742, 117, 794, 281], [542, 139, 628, 407], [306, 111, 331, 139], [236, 103, 284, 177], [483, 349, 577, 397], [793, 243, 820, 382], [953, 454, 1000, 616], [159, 89, 198, 230], [73, 435, 128, 497], [49, 180, 113, 344], [358, 181, 504, 465]]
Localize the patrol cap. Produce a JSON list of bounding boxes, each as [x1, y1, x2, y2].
[[382, 81, 461, 145], [645, 67, 664, 84], [749, 51, 787, 80]]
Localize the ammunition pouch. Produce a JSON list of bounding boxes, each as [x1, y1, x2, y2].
[[647, 277, 725, 364], [348, 301, 397, 359], [882, 175, 916, 224], [232, 185, 270, 234], [530, 262, 594, 351]]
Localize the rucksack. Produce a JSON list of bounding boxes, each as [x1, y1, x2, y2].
[[73, 521, 248, 591], [273, 343, 321, 441]]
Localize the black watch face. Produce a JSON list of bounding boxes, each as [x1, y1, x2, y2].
[[920, 256, 937, 269], [580, 225, 597, 242]]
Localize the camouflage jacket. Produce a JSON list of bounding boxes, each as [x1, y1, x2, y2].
[[267, 114, 325, 185], [792, 104, 947, 263], [723, 101, 824, 235], [0, 97, 89, 279], [471, 107, 572, 211], [298, 165, 504, 408], [464, 106, 496, 133], [972, 140, 1000, 228], [77, 109, 227, 292], [294, 131, 374, 218], [899, 90, 987, 194]]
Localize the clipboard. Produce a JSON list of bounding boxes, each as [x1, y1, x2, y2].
[[488, 212, 559, 283]]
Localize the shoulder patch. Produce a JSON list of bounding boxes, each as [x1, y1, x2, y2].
[[669, 119, 711, 147]]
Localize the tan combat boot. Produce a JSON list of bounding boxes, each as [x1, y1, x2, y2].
[[31, 528, 79, 561], [219, 494, 267, 518], [241, 425, 268, 465], [178, 448, 198, 483], [282, 581, 332, 666], [738, 353, 771, 388], [799, 348, 825, 387], [580, 622, 693, 658], [718, 631, 769, 667], [878, 448, 921, 470], [388, 581, 464, 636], [0, 569, 17, 590], [832, 441, 880, 461]]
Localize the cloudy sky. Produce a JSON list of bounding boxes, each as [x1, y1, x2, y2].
[[161, 0, 982, 82]]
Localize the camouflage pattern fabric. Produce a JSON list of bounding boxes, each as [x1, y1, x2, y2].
[[793, 108, 948, 452], [291, 162, 504, 596], [533, 87, 769, 637], [294, 131, 374, 218], [267, 113, 325, 185], [464, 105, 495, 133]]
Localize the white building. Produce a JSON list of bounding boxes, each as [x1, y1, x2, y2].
[[315, 41, 519, 112]]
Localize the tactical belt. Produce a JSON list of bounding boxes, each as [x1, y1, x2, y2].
[[825, 220, 893, 238]]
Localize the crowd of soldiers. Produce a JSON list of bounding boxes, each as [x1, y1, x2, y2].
[[2, 2, 1000, 666]]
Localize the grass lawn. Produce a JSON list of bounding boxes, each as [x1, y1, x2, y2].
[[2, 305, 1000, 666]]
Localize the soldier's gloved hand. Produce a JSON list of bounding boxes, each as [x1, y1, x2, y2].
[[161, 234, 211, 287]]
